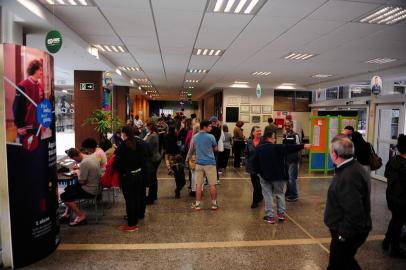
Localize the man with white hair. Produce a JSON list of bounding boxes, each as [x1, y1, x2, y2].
[[324, 134, 372, 270]]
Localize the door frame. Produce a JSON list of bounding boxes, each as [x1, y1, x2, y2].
[[372, 104, 406, 181]]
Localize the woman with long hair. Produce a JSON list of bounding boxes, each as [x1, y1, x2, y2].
[[245, 126, 263, 208], [144, 121, 162, 204], [114, 125, 148, 232]]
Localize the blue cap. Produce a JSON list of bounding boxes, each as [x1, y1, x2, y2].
[[209, 116, 218, 122]]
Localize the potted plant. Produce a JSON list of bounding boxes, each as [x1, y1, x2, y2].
[[83, 109, 123, 140]]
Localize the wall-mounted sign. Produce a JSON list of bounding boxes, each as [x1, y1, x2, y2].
[[80, 83, 94, 91], [256, 83, 262, 98], [45, 30, 62, 53], [371, 75, 382, 95]]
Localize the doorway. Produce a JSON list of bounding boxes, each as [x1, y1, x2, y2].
[[373, 104, 406, 181]]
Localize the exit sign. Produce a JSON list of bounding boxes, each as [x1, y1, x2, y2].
[[80, 83, 94, 91]]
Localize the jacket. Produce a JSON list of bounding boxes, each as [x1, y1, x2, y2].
[[245, 138, 264, 174], [384, 155, 406, 207], [282, 131, 301, 163], [13, 78, 43, 129], [145, 132, 161, 162], [324, 159, 372, 238], [100, 155, 120, 188], [252, 142, 304, 182]]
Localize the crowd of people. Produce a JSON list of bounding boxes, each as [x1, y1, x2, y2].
[[58, 111, 406, 267]]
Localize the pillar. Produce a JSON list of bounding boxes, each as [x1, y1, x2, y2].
[[73, 70, 103, 148]]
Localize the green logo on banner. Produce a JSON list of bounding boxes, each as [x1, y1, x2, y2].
[[45, 30, 62, 53]]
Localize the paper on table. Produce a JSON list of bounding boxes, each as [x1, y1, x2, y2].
[[313, 125, 321, 147]]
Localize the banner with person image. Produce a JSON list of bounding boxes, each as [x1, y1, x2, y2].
[[1, 44, 59, 268]]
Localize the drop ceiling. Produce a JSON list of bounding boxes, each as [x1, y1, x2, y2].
[[18, 0, 406, 99]]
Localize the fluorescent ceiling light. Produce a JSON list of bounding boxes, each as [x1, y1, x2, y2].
[[280, 83, 296, 86], [251, 71, 271, 76], [130, 80, 134, 85], [234, 81, 249, 84], [56, 0, 65, 4], [133, 78, 149, 82], [210, 0, 265, 15], [115, 69, 122, 76], [230, 83, 250, 88], [188, 69, 208, 73], [360, 6, 406, 25], [46, 0, 55, 4], [68, 0, 77, 5], [224, 0, 235, 12], [92, 44, 127, 53], [365, 58, 397, 64], [185, 80, 199, 83], [88, 46, 99, 59], [276, 84, 295, 89], [142, 85, 152, 88], [62, 89, 68, 93], [284, 52, 316, 60], [234, 0, 247, 13], [312, 74, 333, 78], [119, 67, 141, 71], [194, 48, 224, 56], [17, 0, 46, 19], [77, 0, 88, 5]]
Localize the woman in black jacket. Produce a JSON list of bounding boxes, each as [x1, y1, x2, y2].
[[114, 125, 148, 232], [383, 134, 406, 258], [144, 121, 161, 204]]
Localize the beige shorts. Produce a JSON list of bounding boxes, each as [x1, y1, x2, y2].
[[195, 164, 217, 186]]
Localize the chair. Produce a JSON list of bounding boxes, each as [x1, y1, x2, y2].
[[78, 185, 104, 223]]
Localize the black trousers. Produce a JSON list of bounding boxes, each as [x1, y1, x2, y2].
[[175, 175, 186, 192], [250, 173, 263, 204], [121, 173, 145, 227], [233, 141, 245, 168], [328, 230, 368, 270], [385, 201, 406, 252], [218, 148, 231, 169], [147, 160, 161, 201]]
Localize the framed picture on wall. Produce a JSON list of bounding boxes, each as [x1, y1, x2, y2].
[[240, 96, 250, 104], [240, 114, 250, 123], [262, 105, 272, 114], [227, 96, 239, 105], [262, 114, 272, 122], [225, 107, 239, 122], [251, 105, 261, 114], [252, 115, 261, 123], [240, 105, 250, 113]]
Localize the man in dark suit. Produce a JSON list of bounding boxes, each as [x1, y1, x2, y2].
[[324, 135, 372, 270]]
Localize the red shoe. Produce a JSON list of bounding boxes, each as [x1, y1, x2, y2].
[[119, 224, 139, 232], [277, 213, 286, 222]]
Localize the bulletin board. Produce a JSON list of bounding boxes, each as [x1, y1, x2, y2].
[[309, 115, 358, 173]]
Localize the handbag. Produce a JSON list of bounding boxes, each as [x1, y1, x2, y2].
[[369, 144, 382, 170]]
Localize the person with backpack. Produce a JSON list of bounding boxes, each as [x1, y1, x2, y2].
[[382, 134, 406, 258]]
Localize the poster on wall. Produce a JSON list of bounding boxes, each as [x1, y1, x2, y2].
[[102, 71, 113, 111], [1, 44, 59, 268]]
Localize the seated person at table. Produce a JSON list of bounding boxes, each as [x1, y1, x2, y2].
[[81, 138, 107, 170], [60, 148, 101, 226]]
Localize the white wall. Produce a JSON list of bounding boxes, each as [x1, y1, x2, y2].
[[222, 87, 274, 138], [222, 87, 311, 138]]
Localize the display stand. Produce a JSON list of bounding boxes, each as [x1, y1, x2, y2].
[[309, 115, 357, 173]]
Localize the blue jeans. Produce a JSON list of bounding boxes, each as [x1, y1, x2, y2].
[[286, 162, 299, 199], [259, 176, 286, 217]]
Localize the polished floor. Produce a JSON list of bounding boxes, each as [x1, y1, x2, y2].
[[24, 161, 405, 270]]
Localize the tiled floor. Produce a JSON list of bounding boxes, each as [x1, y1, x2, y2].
[[23, 162, 406, 270]]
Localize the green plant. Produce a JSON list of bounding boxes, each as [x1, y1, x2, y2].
[[83, 109, 123, 140]]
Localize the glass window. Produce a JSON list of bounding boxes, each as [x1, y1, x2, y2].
[[55, 89, 75, 157], [350, 86, 371, 98]]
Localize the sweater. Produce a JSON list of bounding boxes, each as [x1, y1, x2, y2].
[[324, 159, 372, 238], [252, 143, 304, 181]]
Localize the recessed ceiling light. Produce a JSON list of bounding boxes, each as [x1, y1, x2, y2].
[[133, 78, 149, 83], [185, 80, 199, 83], [93, 44, 127, 53], [234, 81, 249, 84], [42, 0, 90, 5], [312, 74, 333, 78], [119, 67, 141, 72], [187, 69, 208, 73], [284, 52, 316, 60], [359, 6, 406, 25], [365, 58, 397, 64], [251, 71, 272, 76], [209, 0, 266, 15], [193, 48, 224, 56]]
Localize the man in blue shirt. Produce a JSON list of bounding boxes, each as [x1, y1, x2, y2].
[[188, 120, 218, 210]]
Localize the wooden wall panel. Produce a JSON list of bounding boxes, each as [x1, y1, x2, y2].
[[113, 86, 128, 123], [73, 70, 103, 148]]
